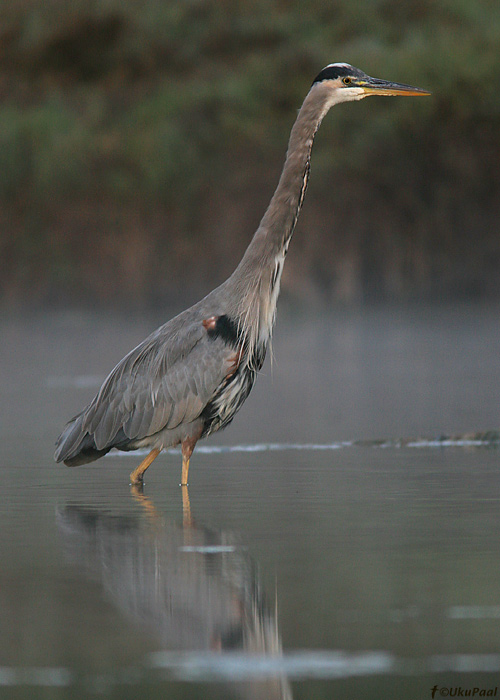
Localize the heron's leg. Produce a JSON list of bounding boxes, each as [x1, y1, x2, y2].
[[130, 447, 161, 485], [181, 437, 197, 486]]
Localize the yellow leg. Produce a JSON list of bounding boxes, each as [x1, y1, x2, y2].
[[181, 454, 190, 486], [130, 447, 161, 485], [181, 437, 197, 485]]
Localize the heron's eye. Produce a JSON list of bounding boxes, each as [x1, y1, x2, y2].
[[342, 77, 352, 86]]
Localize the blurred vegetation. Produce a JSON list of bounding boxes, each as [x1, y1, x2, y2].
[[0, 0, 499, 308]]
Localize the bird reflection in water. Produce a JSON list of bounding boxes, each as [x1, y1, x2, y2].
[[56, 486, 292, 699]]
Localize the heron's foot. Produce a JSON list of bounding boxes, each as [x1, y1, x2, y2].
[[129, 447, 161, 485], [130, 481, 144, 496]]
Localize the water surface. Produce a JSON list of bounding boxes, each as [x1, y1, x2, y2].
[[1, 304, 500, 699]]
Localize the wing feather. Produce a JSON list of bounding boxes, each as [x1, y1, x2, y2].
[[58, 311, 237, 460]]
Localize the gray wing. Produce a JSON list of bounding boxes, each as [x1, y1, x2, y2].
[[55, 313, 237, 462]]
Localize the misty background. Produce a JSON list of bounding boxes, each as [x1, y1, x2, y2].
[[0, 0, 498, 311]]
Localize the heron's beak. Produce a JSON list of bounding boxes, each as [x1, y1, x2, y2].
[[358, 76, 430, 97]]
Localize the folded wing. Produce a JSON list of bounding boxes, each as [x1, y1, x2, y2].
[[55, 314, 237, 464]]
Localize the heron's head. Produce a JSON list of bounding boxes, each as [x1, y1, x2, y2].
[[312, 63, 430, 105]]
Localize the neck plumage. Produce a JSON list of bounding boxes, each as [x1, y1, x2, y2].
[[224, 82, 334, 361], [243, 83, 332, 265]]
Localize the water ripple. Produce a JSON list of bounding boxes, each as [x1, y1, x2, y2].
[[106, 431, 500, 458], [2, 651, 500, 687]]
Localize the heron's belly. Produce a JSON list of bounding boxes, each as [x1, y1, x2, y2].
[[120, 420, 201, 451], [200, 364, 257, 437]]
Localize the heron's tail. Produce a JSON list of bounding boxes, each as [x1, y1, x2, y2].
[[54, 413, 111, 466]]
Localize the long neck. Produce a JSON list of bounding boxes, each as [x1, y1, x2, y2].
[[222, 82, 334, 360], [241, 82, 332, 268]]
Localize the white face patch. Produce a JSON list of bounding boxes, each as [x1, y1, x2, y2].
[[324, 85, 366, 107]]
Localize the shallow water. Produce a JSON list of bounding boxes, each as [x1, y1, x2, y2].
[[1, 304, 500, 699]]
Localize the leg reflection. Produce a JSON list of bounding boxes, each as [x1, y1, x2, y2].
[[130, 482, 161, 523], [56, 487, 292, 699], [181, 485, 193, 529]]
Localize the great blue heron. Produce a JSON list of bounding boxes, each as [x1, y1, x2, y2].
[[55, 63, 430, 485]]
